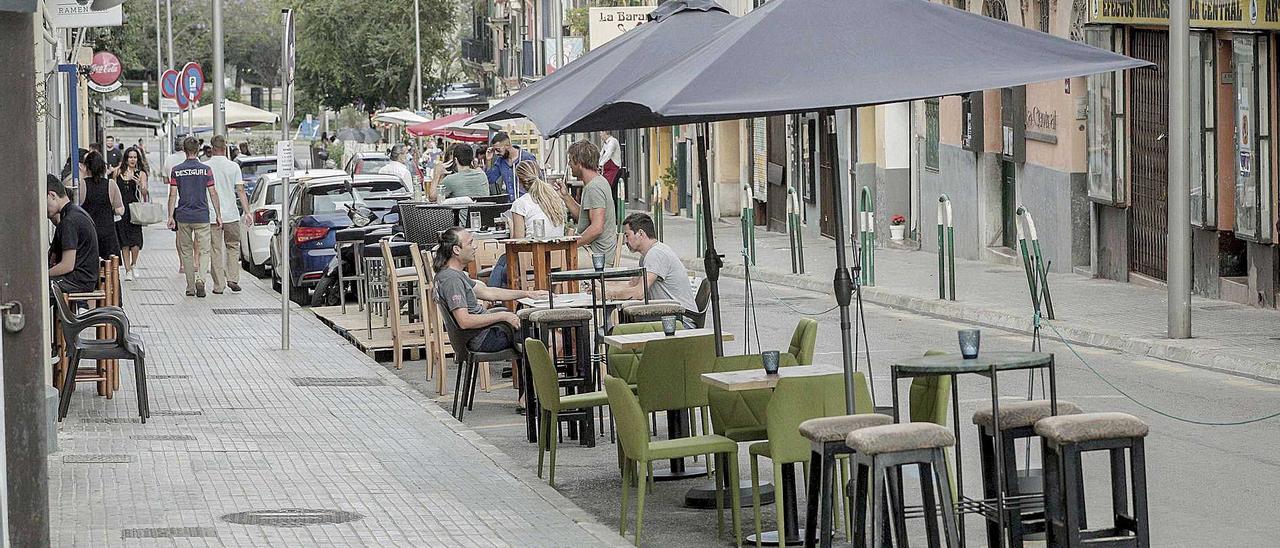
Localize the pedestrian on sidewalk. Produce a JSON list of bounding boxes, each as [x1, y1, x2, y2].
[[46, 174, 100, 294], [77, 149, 124, 261], [205, 135, 251, 293], [604, 213, 698, 324], [597, 130, 622, 187], [164, 141, 191, 274], [555, 139, 617, 267], [114, 147, 149, 281], [433, 227, 547, 353], [166, 137, 223, 298]]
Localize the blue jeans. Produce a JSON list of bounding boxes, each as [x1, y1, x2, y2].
[[488, 254, 510, 289], [469, 325, 514, 353]]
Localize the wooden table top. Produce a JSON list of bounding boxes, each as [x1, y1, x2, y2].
[[500, 236, 579, 246], [700, 364, 845, 392], [551, 266, 645, 282], [601, 328, 734, 351], [517, 293, 625, 309]]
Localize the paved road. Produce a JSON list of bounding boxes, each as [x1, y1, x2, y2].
[[49, 229, 627, 547], [386, 267, 1280, 547]]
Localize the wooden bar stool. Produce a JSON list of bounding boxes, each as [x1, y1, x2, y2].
[[381, 240, 427, 370], [1036, 412, 1150, 548], [801, 413, 893, 548], [847, 422, 961, 548]]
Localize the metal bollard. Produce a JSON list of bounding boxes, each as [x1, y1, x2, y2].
[[858, 186, 875, 286], [694, 183, 704, 258], [741, 183, 756, 264], [937, 195, 955, 300], [615, 178, 626, 233], [651, 183, 665, 241], [1015, 206, 1055, 319], [787, 188, 805, 274]]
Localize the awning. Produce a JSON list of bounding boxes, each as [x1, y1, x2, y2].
[[102, 100, 161, 128], [405, 113, 490, 142]]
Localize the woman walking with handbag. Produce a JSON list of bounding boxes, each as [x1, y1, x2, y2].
[[77, 149, 124, 263], [115, 147, 150, 281]]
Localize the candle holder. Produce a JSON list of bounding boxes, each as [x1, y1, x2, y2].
[[958, 328, 981, 359], [762, 350, 780, 374], [661, 316, 678, 336]]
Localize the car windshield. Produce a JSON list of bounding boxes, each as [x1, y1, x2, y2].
[[358, 159, 391, 173], [241, 161, 276, 178]]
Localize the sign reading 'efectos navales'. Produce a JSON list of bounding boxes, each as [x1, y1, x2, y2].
[[1089, 0, 1280, 29]]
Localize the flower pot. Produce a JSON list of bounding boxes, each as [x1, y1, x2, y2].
[[890, 224, 906, 241]]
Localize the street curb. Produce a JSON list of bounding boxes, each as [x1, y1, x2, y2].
[[672, 254, 1280, 384], [306, 311, 632, 548]]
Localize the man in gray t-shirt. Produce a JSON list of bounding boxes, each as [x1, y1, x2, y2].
[[557, 140, 617, 265], [605, 213, 697, 314], [434, 227, 546, 351]]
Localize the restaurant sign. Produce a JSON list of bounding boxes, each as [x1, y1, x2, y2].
[[1090, 0, 1280, 29]]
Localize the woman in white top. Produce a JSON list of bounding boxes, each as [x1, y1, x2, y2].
[[489, 159, 567, 288], [598, 130, 622, 186]]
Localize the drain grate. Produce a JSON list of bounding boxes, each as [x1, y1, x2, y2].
[[213, 308, 280, 316], [290, 377, 385, 387], [151, 374, 190, 379], [151, 409, 203, 416], [63, 454, 133, 464], [220, 508, 363, 528], [139, 302, 176, 306], [78, 417, 142, 424], [121, 527, 217, 539], [130, 288, 165, 292], [130, 434, 197, 441]]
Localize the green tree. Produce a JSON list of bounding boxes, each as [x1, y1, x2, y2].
[[289, 0, 454, 115]]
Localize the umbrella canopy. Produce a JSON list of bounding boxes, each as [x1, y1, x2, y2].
[[406, 112, 490, 142], [186, 100, 278, 129], [557, 0, 1150, 134], [468, 0, 736, 136], [374, 109, 429, 125]]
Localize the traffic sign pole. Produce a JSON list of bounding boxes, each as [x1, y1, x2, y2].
[[280, 9, 296, 350]]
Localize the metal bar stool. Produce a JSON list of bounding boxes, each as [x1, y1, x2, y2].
[[530, 307, 597, 447], [333, 226, 373, 313], [1036, 412, 1150, 548], [847, 422, 961, 548], [800, 414, 893, 548], [973, 399, 1084, 548]]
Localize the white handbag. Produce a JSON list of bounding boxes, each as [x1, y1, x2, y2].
[[128, 184, 165, 226]]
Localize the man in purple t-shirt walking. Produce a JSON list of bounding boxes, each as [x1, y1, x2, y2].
[[166, 137, 222, 297]]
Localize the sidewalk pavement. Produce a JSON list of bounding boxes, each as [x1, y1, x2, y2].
[[650, 214, 1280, 382], [50, 226, 627, 547]]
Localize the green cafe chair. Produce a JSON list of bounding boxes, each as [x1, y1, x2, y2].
[[605, 375, 743, 548], [707, 353, 800, 445], [527, 339, 610, 487], [606, 321, 670, 386], [750, 372, 873, 548], [788, 318, 819, 365]]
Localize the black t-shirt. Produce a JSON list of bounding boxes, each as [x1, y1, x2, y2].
[[105, 146, 121, 167], [50, 202, 100, 292]]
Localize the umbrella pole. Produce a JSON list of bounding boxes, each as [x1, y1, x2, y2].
[[697, 123, 724, 357], [825, 109, 858, 414]]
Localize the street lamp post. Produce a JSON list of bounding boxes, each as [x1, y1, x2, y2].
[[212, 0, 226, 135], [1168, 0, 1191, 338]]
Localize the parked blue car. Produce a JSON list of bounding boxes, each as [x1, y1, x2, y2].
[[270, 174, 410, 304]]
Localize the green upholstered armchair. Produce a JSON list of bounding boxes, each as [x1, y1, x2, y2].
[[706, 353, 799, 443], [606, 321, 668, 385], [787, 318, 819, 365]]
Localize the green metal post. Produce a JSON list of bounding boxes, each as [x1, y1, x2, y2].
[[651, 184, 664, 241], [858, 186, 875, 286], [694, 186, 704, 258], [741, 183, 755, 265], [1020, 208, 1054, 319], [1015, 207, 1041, 314], [788, 188, 805, 274]]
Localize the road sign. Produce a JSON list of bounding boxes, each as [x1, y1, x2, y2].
[[276, 141, 295, 178], [86, 51, 122, 93], [160, 69, 178, 98], [159, 97, 179, 113], [175, 88, 189, 110], [180, 62, 205, 103]]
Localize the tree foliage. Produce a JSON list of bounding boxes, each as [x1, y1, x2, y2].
[[289, 0, 455, 114]]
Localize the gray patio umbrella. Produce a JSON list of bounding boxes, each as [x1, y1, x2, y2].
[[561, 0, 1149, 414], [467, 0, 737, 137]]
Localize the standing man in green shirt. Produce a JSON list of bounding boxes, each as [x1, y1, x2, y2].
[[556, 139, 617, 266]]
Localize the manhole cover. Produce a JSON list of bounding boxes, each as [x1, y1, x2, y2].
[[63, 454, 133, 464], [220, 509, 363, 528], [130, 434, 197, 441], [213, 308, 280, 316], [290, 377, 385, 387], [130, 288, 165, 292], [151, 409, 203, 416], [78, 417, 142, 424], [151, 374, 190, 379], [121, 527, 216, 539]]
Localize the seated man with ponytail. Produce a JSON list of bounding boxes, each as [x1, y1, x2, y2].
[[434, 227, 548, 352]]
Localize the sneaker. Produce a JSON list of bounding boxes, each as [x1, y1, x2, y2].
[[227, 281, 242, 292], [186, 288, 196, 297], [123, 270, 134, 282], [212, 289, 224, 295], [195, 281, 206, 298]]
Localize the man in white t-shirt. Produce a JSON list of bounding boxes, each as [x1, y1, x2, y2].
[[604, 212, 697, 318], [205, 135, 251, 293], [378, 144, 416, 197]]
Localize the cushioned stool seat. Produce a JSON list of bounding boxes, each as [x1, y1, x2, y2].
[[972, 399, 1083, 430], [1035, 412, 1149, 445], [621, 302, 686, 322], [530, 308, 593, 323], [800, 413, 893, 443], [517, 307, 548, 321], [846, 422, 956, 455]]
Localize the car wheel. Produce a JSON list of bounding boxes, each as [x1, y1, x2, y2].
[[247, 260, 270, 279], [271, 271, 281, 292], [289, 282, 309, 306]]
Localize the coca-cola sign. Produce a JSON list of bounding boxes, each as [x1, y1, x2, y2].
[[87, 51, 122, 93]]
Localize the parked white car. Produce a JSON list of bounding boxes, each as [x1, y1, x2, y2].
[[239, 169, 348, 278]]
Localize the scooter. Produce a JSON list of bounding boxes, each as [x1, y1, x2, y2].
[[309, 198, 401, 307]]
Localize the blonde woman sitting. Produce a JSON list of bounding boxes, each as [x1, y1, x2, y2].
[[489, 159, 566, 289]]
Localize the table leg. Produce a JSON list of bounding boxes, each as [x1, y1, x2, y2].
[[990, 365, 1007, 548], [652, 410, 707, 481], [747, 462, 804, 546], [1048, 359, 1058, 416], [952, 374, 967, 547]]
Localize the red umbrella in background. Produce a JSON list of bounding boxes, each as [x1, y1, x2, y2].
[[406, 113, 489, 143]]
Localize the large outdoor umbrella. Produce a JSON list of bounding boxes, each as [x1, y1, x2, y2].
[[406, 112, 490, 143], [468, 0, 736, 136], [373, 109, 429, 125], [557, 0, 1149, 414], [184, 100, 278, 130]]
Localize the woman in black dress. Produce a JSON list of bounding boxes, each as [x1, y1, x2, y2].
[[77, 149, 124, 264], [115, 147, 149, 281]]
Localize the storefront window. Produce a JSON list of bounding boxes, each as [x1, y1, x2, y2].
[[1233, 33, 1273, 242], [925, 98, 940, 172], [1190, 31, 1217, 228], [1085, 26, 1126, 205]]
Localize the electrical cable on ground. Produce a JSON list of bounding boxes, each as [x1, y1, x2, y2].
[[740, 261, 839, 316], [1043, 319, 1280, 426]]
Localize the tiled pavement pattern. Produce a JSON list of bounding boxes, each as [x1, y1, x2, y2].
[[50, 225, 627, 547], [654, 215, 1280, 382]]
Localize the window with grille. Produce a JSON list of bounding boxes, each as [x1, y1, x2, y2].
[[925, 99, 940, 172], [1190, 31, 1217, 228], [1085, 26, 1126, 205], [1232, 33, 1273, 242], [982, 0, 1008, 21], [1038, 0, 1050, 32]]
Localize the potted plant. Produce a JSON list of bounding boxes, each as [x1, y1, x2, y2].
[[658, 163, 679, 214], [890, 214, 907, 241]]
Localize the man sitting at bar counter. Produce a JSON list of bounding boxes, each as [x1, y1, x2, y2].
[[602, 213, 698, 324], [433, 227, 548, 352]]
